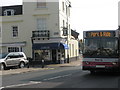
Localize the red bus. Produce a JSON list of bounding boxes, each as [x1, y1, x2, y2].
[[82, 30, 120, 74]]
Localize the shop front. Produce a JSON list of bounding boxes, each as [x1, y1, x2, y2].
[[32, 43, 69, 64]]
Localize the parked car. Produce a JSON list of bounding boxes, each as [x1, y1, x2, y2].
[[0, 52, 29, 70]]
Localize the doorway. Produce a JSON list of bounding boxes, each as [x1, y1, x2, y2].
[[52, 50, 57, 63]]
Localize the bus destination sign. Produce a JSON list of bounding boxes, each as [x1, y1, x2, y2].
[[86, 31, 115, 37]]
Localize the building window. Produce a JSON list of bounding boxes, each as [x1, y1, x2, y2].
[[37, 18, 47, 30], [63, 20, 65, 27], [62, 2, 64, 12], [66, 5, 67, 15], [8, 47, 20, 52], [37, 0, 46, 8], [12, 26, 18, 37], [63, 29, 68, 36], [4, 9, 15, 16]]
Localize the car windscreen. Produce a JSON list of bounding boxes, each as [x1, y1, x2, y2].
[[83, 38, 118, 58]]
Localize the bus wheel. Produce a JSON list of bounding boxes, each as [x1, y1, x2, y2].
[[90, 70, 95, 74]]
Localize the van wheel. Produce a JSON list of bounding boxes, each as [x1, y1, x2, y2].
[[19, 62, 25, 68], [90, 70, 95, 74], [0, 63, 5, 70]]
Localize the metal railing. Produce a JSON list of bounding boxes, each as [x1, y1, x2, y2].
[[32, 30, 50, 38]]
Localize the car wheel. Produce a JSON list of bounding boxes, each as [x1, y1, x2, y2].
[[0, 63, 5, 70], [19, 62, 25, 68]]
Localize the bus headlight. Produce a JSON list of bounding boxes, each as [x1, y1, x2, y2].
[[85, 62, 89, 64], [112, 62, 117, 65]]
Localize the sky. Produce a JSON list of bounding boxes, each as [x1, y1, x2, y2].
[[1, 0, 120, 39]]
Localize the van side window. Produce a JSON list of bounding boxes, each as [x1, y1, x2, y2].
[[8, 53, 19, 58], [19, 53, 24, 57], [8, 55, 14, 58]]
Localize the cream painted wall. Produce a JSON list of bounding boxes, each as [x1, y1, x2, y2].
[[1, 0, 79, 59], [118, 1, 120, 26]]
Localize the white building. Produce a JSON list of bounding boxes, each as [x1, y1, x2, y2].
[[119, 1, 120, 27], [0, 0, 79, 64]]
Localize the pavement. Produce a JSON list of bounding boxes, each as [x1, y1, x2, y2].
[[0, 56, 83, 76]]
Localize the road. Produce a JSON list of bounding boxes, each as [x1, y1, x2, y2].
[[1, 66, 120, 89]]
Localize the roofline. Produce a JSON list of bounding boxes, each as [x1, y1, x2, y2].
[[83, 30, 116, 32], [0, 5, 23, 8]]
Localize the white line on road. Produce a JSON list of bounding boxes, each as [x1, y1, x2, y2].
[[43, 74, 72, 81], [1, 81, 42, 89], [1, 74, 72, 89]]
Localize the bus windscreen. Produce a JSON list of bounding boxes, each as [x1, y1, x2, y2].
[[83, 38, 118, 58]]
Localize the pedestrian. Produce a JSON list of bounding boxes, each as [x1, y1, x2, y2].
[[41, 59, 44, 68]]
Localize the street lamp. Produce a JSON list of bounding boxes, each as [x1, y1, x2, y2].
[[65, 3, 71, 63], [67, 3, 71, 63]]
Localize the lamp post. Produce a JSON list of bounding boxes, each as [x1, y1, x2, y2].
[[62, 2, 71, 63], [65, 3, 71, 63], [67, 3, 71, 63]]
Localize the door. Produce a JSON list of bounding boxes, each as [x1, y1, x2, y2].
[[5, 54, 14, 66], [52, 50, 57, 63]]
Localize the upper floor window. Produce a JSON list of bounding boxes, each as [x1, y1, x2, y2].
[[62, 2, 65, 12], [63, 20, 65, 27], [66, 5, 68, 15], [12, 26, 18, 37], [4, 9, 15, 16], [37, 18, 47, 30], [37, 0, 46, 8]]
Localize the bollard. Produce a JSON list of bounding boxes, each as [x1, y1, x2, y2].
[[27, 62, 30, 68], [41, 59, 44, 68], [67, 54, 69, 63]]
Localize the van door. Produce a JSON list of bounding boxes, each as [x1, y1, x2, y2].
[[6, 53, 20, 66], [5, 54, 14, 66]]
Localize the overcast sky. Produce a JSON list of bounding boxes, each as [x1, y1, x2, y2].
[[1, 0, 120, 39]]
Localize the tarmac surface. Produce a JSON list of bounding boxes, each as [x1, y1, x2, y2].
[[0, 57, 82, 75]]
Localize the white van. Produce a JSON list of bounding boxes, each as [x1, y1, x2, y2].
[[0, 52, 29, 70]]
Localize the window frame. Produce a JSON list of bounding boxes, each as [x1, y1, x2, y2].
[[4, 9, 15, 16], [62, 2, 65, 12], [7, 47, 21, 52], [37, 18, 47, 30], [37, 0, 47, 8], [12, 26, 19, 37]]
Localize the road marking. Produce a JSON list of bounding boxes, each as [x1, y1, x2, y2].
[[43, 74, 72, 81], [2, 81, 42, 88], [0, 87, 4, 90], [1, 74, 72, 89]]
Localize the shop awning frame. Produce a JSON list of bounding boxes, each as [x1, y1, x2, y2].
[[32, 43, 69, 50]]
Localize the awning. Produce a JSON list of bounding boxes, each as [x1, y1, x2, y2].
[[32, 43, 69, 50], [61, 43, 69, 49]]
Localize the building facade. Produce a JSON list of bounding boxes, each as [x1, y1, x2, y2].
[[118, 1, 120, 29], [0, 0, 79, 64]]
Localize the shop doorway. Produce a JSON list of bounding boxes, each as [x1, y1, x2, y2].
[[52, 50, 57, 63]]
